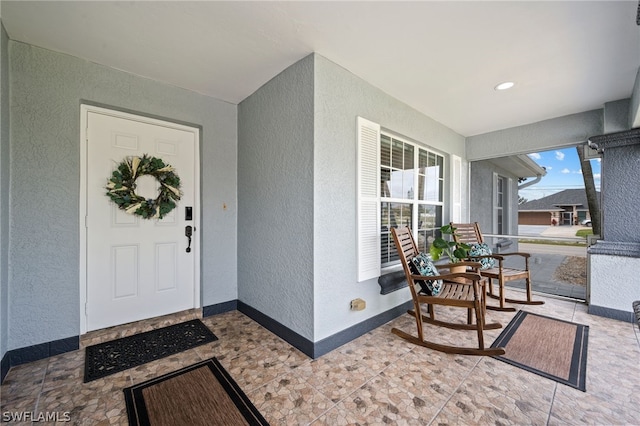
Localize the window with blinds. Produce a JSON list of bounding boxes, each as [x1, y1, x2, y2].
[[357, 117, 448, 281], [380, 132, 444, 268]]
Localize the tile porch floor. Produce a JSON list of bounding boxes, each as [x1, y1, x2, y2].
[[2, 288, 640, 425]]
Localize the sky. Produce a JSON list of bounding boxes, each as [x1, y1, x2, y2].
[[519, 147, 601, 202]]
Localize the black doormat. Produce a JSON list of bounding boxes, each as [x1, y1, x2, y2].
[[84, 319, 217, 382]]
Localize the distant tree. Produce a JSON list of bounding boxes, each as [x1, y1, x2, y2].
[[518, 196, 528, 205], [577, 145, 601, 235]]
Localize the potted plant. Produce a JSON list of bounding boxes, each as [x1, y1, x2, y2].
[[429, 224, 471, 263]]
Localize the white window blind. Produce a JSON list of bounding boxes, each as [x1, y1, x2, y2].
[[357, 117, 381, 282]]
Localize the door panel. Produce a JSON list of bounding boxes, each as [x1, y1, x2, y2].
[[85, 111, 198, 331]]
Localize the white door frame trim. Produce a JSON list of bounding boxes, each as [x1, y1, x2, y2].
[[79, 105, 201, 334]]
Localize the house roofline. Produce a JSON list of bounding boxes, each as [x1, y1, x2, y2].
[[486, 154, 547, 179]]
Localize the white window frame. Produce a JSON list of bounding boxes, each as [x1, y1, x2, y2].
[[493, 173, 511, 235], [356, 117, 450, 281]]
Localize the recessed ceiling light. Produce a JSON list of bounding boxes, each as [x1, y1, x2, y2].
[[495, 81, 515, 91]]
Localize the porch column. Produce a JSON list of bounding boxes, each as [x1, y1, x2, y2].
[[587, 128, 640, 322]]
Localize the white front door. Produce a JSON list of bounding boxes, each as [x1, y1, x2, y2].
[[82, 107, 199, 332]]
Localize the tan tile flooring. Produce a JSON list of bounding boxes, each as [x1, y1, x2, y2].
[[2, 288, 640, 425]]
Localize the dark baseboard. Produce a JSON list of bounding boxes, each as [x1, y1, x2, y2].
[[0, 335, 79, 384], [237, 301, 314, 357], [588, 304, 635, 323], [236, 300, 412, 359], [202, 300, 238, 317], [1, 352, 9, 384], [312, 300, 412, 358]]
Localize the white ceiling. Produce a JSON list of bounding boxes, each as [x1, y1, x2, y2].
[[2, 1, 639, 136]]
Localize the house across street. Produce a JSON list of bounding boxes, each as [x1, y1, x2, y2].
[[518, 189, 599, 226]]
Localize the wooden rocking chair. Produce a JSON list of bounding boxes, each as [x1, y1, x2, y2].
[[451, 222, 545, 311], [390, 227, 505, 356]]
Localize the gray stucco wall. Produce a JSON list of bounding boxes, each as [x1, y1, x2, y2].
[[588, 129, 640, 318], [237, 55, 315, 340], [1, 22, 9, 361], [469, 161, 495, 234], [313, 55, 466, 341], [603, 99, 630, 133], [469, 160, 519, 239], [467, 109, 603, 160], [8, 41, 237, 350], [601, 143, 640, 242], [237, 53, 467, 343]]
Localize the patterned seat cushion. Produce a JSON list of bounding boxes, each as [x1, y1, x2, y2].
[[409, 252, 443, 296], [468, 243, 495, 270]]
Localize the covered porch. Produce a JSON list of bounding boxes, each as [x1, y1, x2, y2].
[[1, 2, 640, 423]]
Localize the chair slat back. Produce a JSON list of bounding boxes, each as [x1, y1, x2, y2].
[[450, 222, 484, 245], [390, 227, 420, 290]]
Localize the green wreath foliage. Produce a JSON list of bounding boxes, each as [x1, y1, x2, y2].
[[105, 154, 181, 219]]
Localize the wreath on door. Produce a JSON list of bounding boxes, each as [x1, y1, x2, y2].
[[105, 154, 181, 219]]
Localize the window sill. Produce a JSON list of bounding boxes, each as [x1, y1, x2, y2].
[[378, 266, 407, 295]]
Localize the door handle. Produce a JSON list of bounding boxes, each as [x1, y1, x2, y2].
[[185, 226, 193, 253]]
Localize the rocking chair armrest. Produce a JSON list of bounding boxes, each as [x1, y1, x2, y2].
[[434, 261, 483, 273], [440, 271, 483, 283], [412, 271, 482, 284], [467, 253, 505, 261]]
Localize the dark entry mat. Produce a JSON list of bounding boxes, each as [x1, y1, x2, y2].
[[84, 319, 218, 382]]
